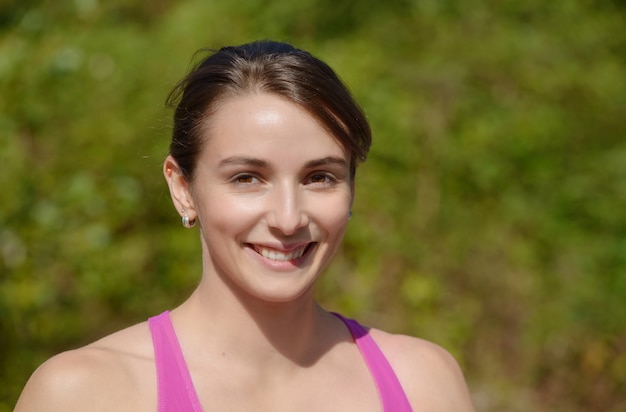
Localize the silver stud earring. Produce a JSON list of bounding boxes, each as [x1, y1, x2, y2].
[[348, 210, 353, 220], [181, 209, 196, 228]]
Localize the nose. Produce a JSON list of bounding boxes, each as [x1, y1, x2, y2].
[[266, 183, 309, 235]]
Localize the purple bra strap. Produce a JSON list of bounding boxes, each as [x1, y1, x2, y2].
[[333, 313, 413, 411], [149, 311, 204, 412]]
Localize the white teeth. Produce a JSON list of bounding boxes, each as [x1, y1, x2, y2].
[[258, 245, 307, 261]]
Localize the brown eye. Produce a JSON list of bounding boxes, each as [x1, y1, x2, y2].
[[233, 174, 258, 185], [237, 175, 254, 183], [308, 173, 335, 185]]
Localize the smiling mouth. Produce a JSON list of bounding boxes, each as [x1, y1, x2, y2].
[[250, 243, 315, 261]]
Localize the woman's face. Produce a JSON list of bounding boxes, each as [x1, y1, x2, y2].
[[167, 93, 353, 303]]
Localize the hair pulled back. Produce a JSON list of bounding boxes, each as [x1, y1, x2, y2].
[[166, 40, 372, 181]]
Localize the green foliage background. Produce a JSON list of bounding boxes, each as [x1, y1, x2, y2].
[[2, 0, 625, 410]]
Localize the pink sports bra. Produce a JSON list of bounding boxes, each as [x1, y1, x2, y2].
[[148, 311, 412, 411]]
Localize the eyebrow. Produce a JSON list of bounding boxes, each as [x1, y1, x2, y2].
[[218, 156, 270, 168], [304, 156, 349, 169], [218, 156, 348, 169]]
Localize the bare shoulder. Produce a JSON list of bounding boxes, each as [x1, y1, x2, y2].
[[15, 321, 156, 412], [369, 328, 475, 411]]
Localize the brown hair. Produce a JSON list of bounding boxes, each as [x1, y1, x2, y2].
[[166, 40, 372, 181]]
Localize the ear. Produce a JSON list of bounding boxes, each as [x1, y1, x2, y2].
[[163, 155, 197, 220]]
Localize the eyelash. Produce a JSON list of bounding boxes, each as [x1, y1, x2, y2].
[[307, 172, 336, 186], [229, 172, 338, 188], [232, 174, 260, 186]]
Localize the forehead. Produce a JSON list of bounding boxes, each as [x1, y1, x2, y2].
[[200, 94, 349, 162]]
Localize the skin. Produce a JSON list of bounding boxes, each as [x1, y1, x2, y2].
[[15, 93, 475, 411]]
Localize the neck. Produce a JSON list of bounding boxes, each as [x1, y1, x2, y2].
[[171, 276, 336, 371]]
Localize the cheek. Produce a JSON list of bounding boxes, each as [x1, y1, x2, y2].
[[313, 193, 352, 232], [197, 188, 352, 237], [199, 193, 263, 234]]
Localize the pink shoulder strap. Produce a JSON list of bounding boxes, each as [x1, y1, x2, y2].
[[148, 311, 411, 411], [148, 311, 204, 412], [334, 313, 413, 411]]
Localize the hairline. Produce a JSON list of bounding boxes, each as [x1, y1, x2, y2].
[[188, 90, 358, 182]]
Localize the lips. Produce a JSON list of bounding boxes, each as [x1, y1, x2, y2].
[[250, 243, 313, 261]]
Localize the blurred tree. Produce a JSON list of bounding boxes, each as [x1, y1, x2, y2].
[[1, 1, 625, 411]]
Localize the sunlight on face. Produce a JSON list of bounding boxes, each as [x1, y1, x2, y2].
[[190, 93, 354, 303]]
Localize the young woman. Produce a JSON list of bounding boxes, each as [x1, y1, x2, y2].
[[15, 40, 475, 411]]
